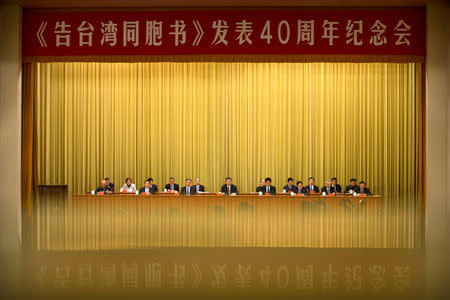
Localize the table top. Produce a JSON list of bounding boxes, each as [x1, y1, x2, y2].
[[78, 192, 381, 198]]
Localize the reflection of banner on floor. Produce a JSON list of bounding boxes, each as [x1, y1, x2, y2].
[[23, 9, 425, 57], [27, 249, 422, 295]]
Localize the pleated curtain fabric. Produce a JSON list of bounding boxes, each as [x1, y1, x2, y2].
[[32, 62, 422, 247]]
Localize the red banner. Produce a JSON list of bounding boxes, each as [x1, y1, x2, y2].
[[23, 9, 425, 57]]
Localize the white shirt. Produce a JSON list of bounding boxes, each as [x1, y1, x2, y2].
[[122, 183, 137, 191]]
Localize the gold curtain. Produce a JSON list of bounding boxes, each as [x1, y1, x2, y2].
[[32, 62, 422, 247]]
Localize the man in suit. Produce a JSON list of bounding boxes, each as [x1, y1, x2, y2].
[[256, 178, 266, 193], [283, 177, 298, 193], [331, 177, 342, 193], [180, 178, 196, 195], [355, 181, 371, 195], [193, 178, 205, 193], [95, 180, 113, 194], [139, 180, 155, 195], [263, 177, 276, 195], [321, 180, 335, 195], [344, 178, 358, 193], [296, 181, 309, 195], [164, 177, 179, 192], [305, 177, 320, 194], [104, 177, 115, 191], [220, 177, 239, 195], [145, 177, 158, 193]]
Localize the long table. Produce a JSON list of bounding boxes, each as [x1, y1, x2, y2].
[[35, 194, 383, 250]]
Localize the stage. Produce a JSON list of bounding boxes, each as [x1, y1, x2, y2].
[[32, 192, 389, 249]]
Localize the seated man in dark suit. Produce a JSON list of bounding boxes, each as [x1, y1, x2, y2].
[[95, 179, 113, 194], [331, 177, 342, 193], [104, 177, 115, 191], [164, 177, 179, 192], [220, 177, 239, 195], [321, 180, 335, 195], [146, 177, 158, 193], [344, 178, 358, 193], [193, 178, 205, 193], [296, 181, 309, 195], [256, 178, 266, 193], [263, 177, 276, 195], [180, 178, 196, 195], [305, 177, 320, 194], [355, 181, 371, 195], [283, 177, 298, 193], [139, 180, 154, 195]]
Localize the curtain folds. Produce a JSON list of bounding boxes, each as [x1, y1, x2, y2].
[[31, 62, 422, 247]]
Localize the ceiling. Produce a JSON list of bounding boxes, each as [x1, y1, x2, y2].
[[0, 0, 429, 8]]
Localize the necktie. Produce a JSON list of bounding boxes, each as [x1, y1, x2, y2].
[[311, 185, 313, 191], [228, 186, 231, 195], [171, 184, 173, 190], [187, 187, 190, 195], [267, 186, 269, 193]]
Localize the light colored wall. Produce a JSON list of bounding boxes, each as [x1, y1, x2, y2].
[[0, 4, 21, 295], [425, 1, 450, 298]]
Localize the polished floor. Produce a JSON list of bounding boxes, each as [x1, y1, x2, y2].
[[8, 191, 449, 299], [19, 248, 427, 299]]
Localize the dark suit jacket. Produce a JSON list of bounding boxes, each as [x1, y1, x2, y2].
[[256, 186, 265, 193], [193, 185, 205, 193], [180, 186, 196, 195], [355, 187, 371, 195], [344, 184, 358, 193], [95, 186, 112, 194], [164, 183, 180, 192], [332, 184, 342, 193], [305, 185, 320, 193], [106, 183, 115, 191], [261, 185, 276, 195], [139, 185, 158, 194], [297, 187, 309, 195], [283, 184, 297, 193], [321, 186, 335, 195], [221, 184, 239, 195]]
